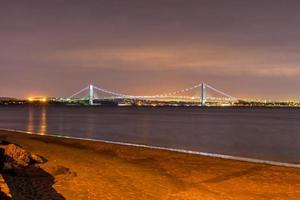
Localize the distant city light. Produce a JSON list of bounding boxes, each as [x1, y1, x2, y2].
[[28, 97, 48, 103]]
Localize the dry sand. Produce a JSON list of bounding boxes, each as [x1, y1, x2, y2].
[[0, 130, 299, 200]]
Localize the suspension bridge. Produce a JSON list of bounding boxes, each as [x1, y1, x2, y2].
[[65, 83, 238, 106]]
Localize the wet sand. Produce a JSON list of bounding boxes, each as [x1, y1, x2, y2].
[[0, 130, 299, 200]]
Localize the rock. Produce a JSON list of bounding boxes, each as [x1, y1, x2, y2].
[[2, 162, 13, 171], [0, 174, 12, 199], [30, 153, 44, 163], [4, 144, 31, 167], [0, 143, 46, 173]]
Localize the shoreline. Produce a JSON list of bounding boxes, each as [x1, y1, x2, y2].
[[1, 128, 299, 169], [3, 104, 300, 108], [0, 130, 300, 199]]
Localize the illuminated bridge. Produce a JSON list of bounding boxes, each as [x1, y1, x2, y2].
[[65, 83, 238, 106]]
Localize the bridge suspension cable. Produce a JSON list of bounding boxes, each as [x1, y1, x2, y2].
[[205, 83, 236, 100], [152, 83, 202, 98], [68, 82, 237, 102], [93, 86, 133, 98], [93, 83, 202, 99], [68, 86, 89, 99]]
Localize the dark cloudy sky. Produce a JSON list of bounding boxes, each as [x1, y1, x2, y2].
[[1, 0, 300, 100]]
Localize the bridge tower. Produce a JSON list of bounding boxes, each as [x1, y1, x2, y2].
[[201, 82, 206, 106], [88, 84, 94, 105]]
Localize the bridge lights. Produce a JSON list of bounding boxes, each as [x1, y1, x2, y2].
[[201, 83, 206, 106]]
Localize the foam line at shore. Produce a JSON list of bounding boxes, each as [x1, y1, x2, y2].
[[1, 128, 300, 169]]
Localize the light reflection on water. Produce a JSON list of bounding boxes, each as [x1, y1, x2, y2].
[[27, 106, 34, 133], [39, 106, 47, 135], [27, 106, 47, 135]]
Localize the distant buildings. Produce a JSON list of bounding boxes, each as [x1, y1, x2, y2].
[[0, 97, 300, 107]]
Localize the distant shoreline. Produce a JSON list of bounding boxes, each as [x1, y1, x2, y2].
[[1, 103, 300, 108], [1, 97, 300, 107]]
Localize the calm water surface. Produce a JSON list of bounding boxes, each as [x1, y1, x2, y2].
[[0, 106, 299, 164]]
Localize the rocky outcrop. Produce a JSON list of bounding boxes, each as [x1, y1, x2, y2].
[[0, 142, 44, 171], [3, 144, 31, 167], [0, 174, 11, 199], [0, 140, 66, 200], [0, 141, 46, 198]]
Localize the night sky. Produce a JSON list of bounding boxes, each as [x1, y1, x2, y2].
[[1, 0, 300, 100]]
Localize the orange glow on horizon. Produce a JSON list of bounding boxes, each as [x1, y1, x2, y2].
[[28, 96, 48, 103]]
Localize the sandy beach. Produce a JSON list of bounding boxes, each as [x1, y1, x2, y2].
[[0, 130, 299, 200]]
